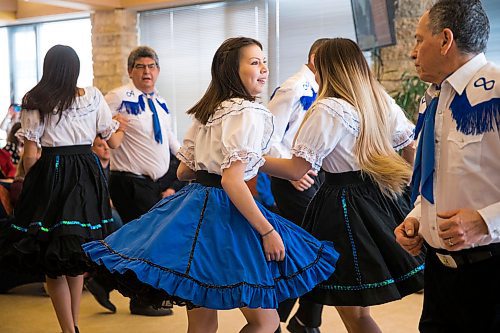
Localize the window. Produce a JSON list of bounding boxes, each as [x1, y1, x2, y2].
[[484, 0, 500, 64], [10, 25, 37, 106], [139, 0, 357, 139], [272, 0, 356, 86], [139, 0, 268, 139], [4, 18, 93, 106], [38, 19, 93, 87], [0, 28, 10, 124]]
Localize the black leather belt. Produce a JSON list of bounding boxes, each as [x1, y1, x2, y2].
[[195, 170, 222, 188], [110, 170, 149, 180], [432, 243, 500, 268]]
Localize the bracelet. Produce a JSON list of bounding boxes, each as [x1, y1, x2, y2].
[[261, 228, 274, 238]]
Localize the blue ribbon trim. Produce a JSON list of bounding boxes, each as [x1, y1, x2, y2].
[[450, 90, 500, 135], [120, 95, 146, 115], [299, 89, 317, 111], [156, 99, 170, 114]]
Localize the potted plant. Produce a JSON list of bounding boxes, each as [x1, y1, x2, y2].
[[391, 72, 428, 123]]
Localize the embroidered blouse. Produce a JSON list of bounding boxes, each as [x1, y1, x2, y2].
[[292, 95, 414, 173], [177, 98, 274, 181], [18, 86, 119, 147]]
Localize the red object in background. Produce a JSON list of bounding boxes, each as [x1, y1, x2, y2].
[[0, 149, 16, 179]]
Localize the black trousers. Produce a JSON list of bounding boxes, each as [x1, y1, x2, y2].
[[109, 172, 164, 224], [93, 172, 165, 294], [419, 246, 500, 333], [271, 174, 324, 327]]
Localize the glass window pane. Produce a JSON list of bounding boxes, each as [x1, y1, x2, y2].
[[0, 28, 10, 119], [38, 18, 93, 87], [11, 26, 37, 105], [484, 0, 500, 64], [139, 1, 268, 140], [0, 27, 11, 144]]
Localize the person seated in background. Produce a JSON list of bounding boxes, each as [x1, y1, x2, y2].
[[0, 104, 21, 137], [92, 136, 111, 179], [3, 122, 23, 165], [92, 136, 122, 229], [0, 122, 22, 180]]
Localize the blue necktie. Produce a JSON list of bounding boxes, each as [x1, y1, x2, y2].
[[410, 91, 440, 205], [146, 94, 163, 144], [299, 87, 317, 111]]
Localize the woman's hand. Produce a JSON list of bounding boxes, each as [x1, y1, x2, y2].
[[113, 113, 129, 132], [262, 229, 285, 261]]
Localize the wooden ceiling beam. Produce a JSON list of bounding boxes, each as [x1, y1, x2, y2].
[[20, 0, 121, 11], [0, 0, 17, 11]]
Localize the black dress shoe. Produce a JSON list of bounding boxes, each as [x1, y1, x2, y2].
[[129, 299, 173, 317], [84, 278, 116, 313], [286, 316, 320, 333]]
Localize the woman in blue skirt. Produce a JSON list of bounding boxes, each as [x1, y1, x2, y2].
[[262, 38, 425, 332], [83, 37, 338, 333]]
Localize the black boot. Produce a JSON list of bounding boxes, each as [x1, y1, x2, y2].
[[84, 277, 116, 313], [129, 298, 173, 316], [286, 315, 321, 333]]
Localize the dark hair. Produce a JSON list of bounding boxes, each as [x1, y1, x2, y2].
[[307, 38, 330, 63], [428, 0, 489, 54], [187, 37, 263, 124], [22, 44, 80, 118], [7, 122, 21, 145], [127, 46, 160, 70]]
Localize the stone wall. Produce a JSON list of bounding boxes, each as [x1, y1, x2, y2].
[[379, 0, 434, 93], [91, 9, 138, 94]]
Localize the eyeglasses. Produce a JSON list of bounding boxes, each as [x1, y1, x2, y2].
[[133, 63, 158, 70]]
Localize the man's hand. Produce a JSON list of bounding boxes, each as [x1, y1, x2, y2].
[[162, 188, 176, 198], [437, 208, 489, 251], [290, 169, 317, 191], [395, 217, 424, 256]]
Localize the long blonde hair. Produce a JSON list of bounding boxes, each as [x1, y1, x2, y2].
[[305, 38, 411, 196]]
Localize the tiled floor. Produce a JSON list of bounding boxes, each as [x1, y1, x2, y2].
[[0, 283, 423, 332]]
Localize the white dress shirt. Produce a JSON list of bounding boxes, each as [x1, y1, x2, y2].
[[106, 81, 180, 181], [268, 65, 318, 158], [177, 98, 274, 181], [19, 86, 118, 147], [292, 96, 414, 173], [407, 53, 500, 249]]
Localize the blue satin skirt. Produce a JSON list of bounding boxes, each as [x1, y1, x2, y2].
[[83, 182, 338, 310]]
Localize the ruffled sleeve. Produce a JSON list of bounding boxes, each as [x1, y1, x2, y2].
[[387, 96, 415, 150], [18, 109, 45, 145], [94, 87, 120, 140], [177, 119, 200, 171], [217, 99, 274, 178], [292, 99, 351, 171]]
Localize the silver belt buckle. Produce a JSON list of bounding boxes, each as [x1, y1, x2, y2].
[[436, 253, 458, 268]]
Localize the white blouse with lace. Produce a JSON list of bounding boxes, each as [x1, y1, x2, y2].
[[177, 98, 274, 181], [18, 86, 119, 147], [292, 96, 414, 173]]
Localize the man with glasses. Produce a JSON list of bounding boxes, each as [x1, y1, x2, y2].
[[85, 46, 179, 317]]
